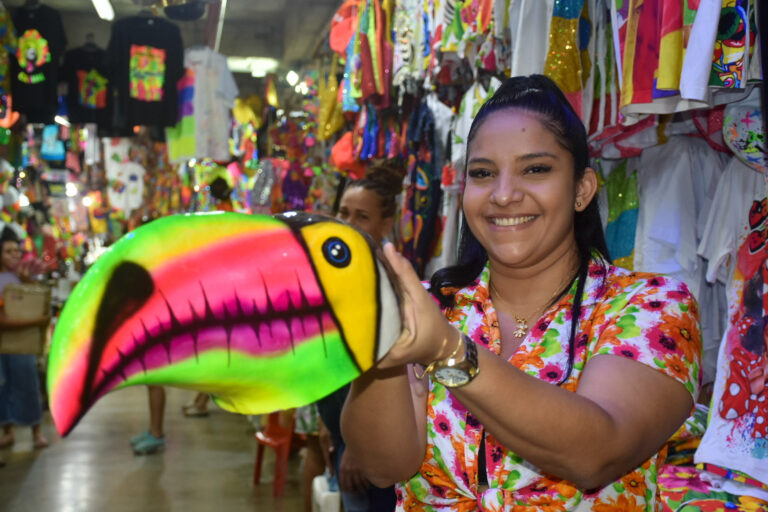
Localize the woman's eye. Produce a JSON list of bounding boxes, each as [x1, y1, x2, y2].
[[467, 168, 492, 179], [524, 165, 551, 175]]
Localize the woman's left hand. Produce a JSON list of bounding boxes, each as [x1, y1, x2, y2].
[[377, 243, 459, 369]]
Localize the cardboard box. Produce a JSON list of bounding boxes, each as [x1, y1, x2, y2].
[[0, 284, 50, 355]]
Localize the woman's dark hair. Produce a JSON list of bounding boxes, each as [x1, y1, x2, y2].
[[345, 158, 406, 218], [0, 226, 20, 246], [429, 74, 610, 384]]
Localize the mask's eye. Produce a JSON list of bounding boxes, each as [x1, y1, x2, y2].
[[322, 237, 351, 268]]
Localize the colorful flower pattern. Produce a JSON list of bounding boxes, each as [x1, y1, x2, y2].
[[397, 259, 701, 511]]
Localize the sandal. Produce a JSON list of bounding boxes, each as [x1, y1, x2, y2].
[[33, 437, 49, 450], [182, 404, 209, 417], [132, 433, 165, 455], [130, 430, 151, 447]]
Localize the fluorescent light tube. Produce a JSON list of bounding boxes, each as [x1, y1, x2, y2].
[[91, 0, 114, 21]]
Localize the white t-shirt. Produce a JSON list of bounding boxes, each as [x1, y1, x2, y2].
[[695, 158, 768, 485], [699, 158, 767, 287], [102, 138, 146, 216], [186, 47, 239, 162], [634, 137, 731, 382], [679, 0, 721, 101], [508, 0, 554, 77], [450, 77, 502, 173], [634, 137, 700, 290]]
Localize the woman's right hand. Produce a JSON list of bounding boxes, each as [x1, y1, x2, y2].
[[378, 243, 460, 369]]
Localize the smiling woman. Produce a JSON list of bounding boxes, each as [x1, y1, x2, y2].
[[341, 75, 702, 511]]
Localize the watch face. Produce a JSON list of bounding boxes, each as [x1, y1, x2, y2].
[[434, 367, 470, 387]]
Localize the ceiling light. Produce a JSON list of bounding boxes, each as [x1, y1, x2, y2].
[[82, 196, 93, 207], [66, 183, 78, 197], [286, 70, 299, 87], [227, 57, 279, 77], [91, 0, 114, 21], [54, 115, 70, 127]]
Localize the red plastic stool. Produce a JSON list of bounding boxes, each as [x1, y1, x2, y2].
[[253, 411, 295, 498]]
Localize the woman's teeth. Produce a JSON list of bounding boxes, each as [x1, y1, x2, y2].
[[491, 216, 536, 226]]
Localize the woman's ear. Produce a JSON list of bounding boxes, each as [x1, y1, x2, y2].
[[575, 167, 599, 212]]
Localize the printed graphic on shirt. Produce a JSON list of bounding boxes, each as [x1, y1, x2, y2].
[[129, 44, 166, 101], [16, 29, 50, 84], [77, 69, 108, 109], [718, 197, 768, 440], [709, 0, 757, 88]]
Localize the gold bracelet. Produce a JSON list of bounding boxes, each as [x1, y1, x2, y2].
[[412, 331, 464, 380]]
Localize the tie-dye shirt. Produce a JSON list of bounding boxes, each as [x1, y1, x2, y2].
[[397, 259, 701, 511]]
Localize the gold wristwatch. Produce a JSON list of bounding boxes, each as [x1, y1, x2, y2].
[[431, 332, 480, 388]]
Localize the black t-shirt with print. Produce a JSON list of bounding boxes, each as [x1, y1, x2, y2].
[[62, 46, 112, 128], [106, 15, 183, 129], [10, 4, 67, 124]]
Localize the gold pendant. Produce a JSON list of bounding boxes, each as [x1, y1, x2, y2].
[[512, 316, 528, 338]]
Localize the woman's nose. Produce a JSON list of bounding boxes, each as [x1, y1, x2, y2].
[[490, 175, 523, 205]]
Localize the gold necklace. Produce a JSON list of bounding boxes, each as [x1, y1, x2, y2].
[[489, 266, 579, 339]]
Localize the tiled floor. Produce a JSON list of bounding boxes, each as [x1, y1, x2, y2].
[[0, 386, 306, 512]]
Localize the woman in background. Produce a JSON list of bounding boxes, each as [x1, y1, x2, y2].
[[317, 159, 406, 512], [0, 227, 50, 457]]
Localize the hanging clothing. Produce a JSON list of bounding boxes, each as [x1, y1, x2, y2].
[[62, 45, 112, 128], [166, 47, 237, 162], [0, 9, 17, 97], [450, 77, 502, 173], [400, 101, 441, 277], [544, 0, 588, 118], [633, 136, 730, 384], [10, 4, 67, 124], [506, 0, 554, 77], [601, 157, 639, 270], [695, 158, 768, 486], [106, 15, 184, 129], [102, 138, 146, 216], [165, 68, 195, 163], [397, 260, 700, 511], [423, 92, 458, 277]]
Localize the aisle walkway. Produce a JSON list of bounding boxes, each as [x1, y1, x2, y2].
[[0, 386, 305, 512]]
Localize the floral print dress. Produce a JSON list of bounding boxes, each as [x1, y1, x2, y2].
[[397, 259, 702, 511]]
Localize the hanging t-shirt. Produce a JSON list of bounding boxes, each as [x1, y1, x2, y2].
[[106, 15, 183, 129], [508, 0, 554, 77], [102, 137, 146, 216], [62, 46, 111, 128], [602, 157, 639, 270], [10, 4, 67, 124], [695, 158, 768, 486], [424, 92, 458, 277], [165, 67, 195, 163], [0, 9, 17, 97], [450, 77, 502, 172], [186, 47, 237, 162], [634, 137, 708, 296]]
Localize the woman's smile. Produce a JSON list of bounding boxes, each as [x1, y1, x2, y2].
[[488, 215, 538, 228]]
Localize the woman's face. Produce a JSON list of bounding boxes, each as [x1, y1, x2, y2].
[[463, 108, 595, 270], [337, 186, 392, 245], [1, 240, 21, 272]]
